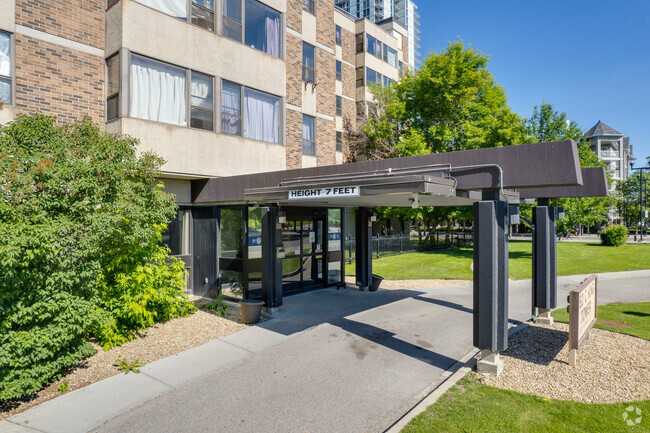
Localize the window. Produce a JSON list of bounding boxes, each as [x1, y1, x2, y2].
[[302, 0, 315, 14], [0, 32, 11, 105], [336, 60, 342, 81], [302, 42, 315, 83], [336, 96, 342, 116], [106, 54, 119, 120], [384, 45, 397, 67], [365, 67, 381, 86], [137, 0, 187, 19], [223, 0, 281, 59], [191, 0, 215, 30], [130, 55, 187, 126], [222, 0, 242, 41], [244, 87, 281, 143], [356, 34, 363, 53], [190, 71, 214, 130], [336, 131, 342, 152], [382, 76, 394, 88], [162, 209, 191, 256], [302, 115, 315, 155], [399, 60, 404, 77], [222, 81, 242, 135], [356, 67, 364, 88], [245, 0, 281, 58], [366, 34, 376, 56], [335, 25, 341, 46]]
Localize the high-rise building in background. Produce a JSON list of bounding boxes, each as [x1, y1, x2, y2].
[[336, 0, 419, 69]]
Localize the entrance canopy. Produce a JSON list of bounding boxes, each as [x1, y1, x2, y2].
[[191, 140, 608, 206]]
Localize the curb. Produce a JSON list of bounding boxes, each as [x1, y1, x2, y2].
[[384, 320, 530, 432]]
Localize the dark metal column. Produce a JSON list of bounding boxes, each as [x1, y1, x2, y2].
[[473, 191, 509, 375], [261, 206, 282, 308], [355, 207, 373, 290], [532, 199, 557, 323]]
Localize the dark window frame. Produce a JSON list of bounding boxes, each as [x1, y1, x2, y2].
[[221, 79, 243, 137], [302, 42, 315, 83], [335, 25, 342, 46], [222, 0, 283, 59], [105, 52, 120, 120], [336, 60, 342, 82], [336, 95, 342, 117], [302, 0, 315, 15], [302, 114, 316, 156], [189, 70, 215, 131]]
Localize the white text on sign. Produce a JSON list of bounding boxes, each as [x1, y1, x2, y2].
[[288, 186, 360, 200]]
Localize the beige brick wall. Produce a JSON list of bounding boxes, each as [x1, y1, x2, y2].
[[341, 28, 355, 65], [402, 34, 409, 65], [286, 109, 302, 169], [316, 48, 334, 118], [342, 63, 355, 99], [286, 33, 302, 107], [14, 35, 104, 124], [286, 0, 302, 33], [316, 118, 335, 166], [315, 0, 333, 48], [16, 0, 105, 50]]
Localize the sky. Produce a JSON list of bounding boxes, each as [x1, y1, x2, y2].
[[416, 0, 650, 166]]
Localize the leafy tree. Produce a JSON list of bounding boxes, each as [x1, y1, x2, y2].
[[0, 114, 195, 400], [524, 102, 583, 142]]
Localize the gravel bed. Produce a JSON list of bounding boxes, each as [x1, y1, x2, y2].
[[344, 276, 472, 290], [1, 305, 248, 420], [482, 322, 650, 403]]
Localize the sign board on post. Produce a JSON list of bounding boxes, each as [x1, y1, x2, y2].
[[568, 275, 597, 366], [288, 186, 360, 200]]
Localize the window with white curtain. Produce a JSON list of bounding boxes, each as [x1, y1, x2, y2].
[[222, 80, 242, 136], [136, 0, 187, 19], [190, 71, 213, 130], [223, 0, 281, 59], [0, 31, 12, 105], [130, 55, 187, 126], [302, 115, 315, 156], [244, 87, 281, 144], [302, 42, 315, 83]]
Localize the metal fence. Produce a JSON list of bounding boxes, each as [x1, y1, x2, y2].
[[346, 230, 473, 263]]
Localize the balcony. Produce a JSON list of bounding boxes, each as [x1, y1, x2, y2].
[[600, 150, 619, 158]]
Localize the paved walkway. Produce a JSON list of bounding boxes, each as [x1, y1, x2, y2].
[[3, 270, 649, 433]]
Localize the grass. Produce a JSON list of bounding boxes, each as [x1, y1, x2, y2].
[[403, 375, 650, 433], [349, 240, 650, 280], [552, 302, 650, 340]]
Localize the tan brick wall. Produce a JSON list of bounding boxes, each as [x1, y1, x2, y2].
[[15, 0, 105, 50], [286, 33, 302, 107], [14, 35, 104, 124], [341, 28, 355, 65], [402, 34, 409, 65], [316, 118, 335, 166], [342, 98, 355, 128], [286, 109, 302, 169], [342, 63, 355, 99], [286, 0, 302, 33], [315, 0, 334, 48], [316, 48, 334, 118]]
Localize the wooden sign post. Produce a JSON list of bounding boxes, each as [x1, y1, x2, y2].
[[568, 275, 597, 366]]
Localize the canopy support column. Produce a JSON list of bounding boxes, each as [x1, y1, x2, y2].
[[261, 206, 282, 309], [355, 207, 373, 291], [532, 198, 557, 324], [473, 191, 509, 376]]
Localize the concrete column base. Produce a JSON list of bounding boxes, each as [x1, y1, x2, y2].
[[263, 307, 280, 316], [477, 349, 504, 377], [358, 286, 369, 292], [535, 308, 554, 325]]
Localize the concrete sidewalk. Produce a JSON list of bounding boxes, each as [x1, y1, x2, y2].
[[3, 270, 649, 433]]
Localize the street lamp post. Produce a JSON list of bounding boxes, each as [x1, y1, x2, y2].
[[631, 156, 650, 241]]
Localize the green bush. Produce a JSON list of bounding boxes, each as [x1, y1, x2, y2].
[[600, 225, 628, 246], [0, 114, 195, 400]]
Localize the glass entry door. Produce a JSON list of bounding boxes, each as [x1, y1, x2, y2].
[[281, 217, 326, 296]]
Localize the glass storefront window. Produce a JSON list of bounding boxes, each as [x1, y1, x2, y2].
[[247, 207, 263, 299], [162, 209, 191, 256], [327, 209, 342, 284], [220, 207, 244, 299]]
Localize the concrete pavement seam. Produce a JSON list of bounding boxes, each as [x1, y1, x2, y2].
[[2, 420, 46, 432]]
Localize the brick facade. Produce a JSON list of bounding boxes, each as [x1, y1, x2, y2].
[[286, 33, 302, 107], [315, 0, 334, 48], [341, 28, 355, 65], [14, 35, 104, 124], [315, 48, 334, 118], [15, 0, 105, 50], [402, 34, 408, 65], [342, 63, 355, 99], [286, 109, 302, 169], [316, 118, 335, 166], [286, 0, 302, 33]]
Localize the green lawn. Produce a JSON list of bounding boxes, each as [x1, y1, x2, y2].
[[403, 376, 650, 433], [552, 302, 650, 340], [403, 303, 650, 432], [349, 241, 650, 280]]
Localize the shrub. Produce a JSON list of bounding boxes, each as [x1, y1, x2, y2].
[[0, 114, 195, 400], [600, 225, 628, 246]]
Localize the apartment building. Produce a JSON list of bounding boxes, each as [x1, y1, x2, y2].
[[584, 121, 633, 183], [0, 0, 410, 300]]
